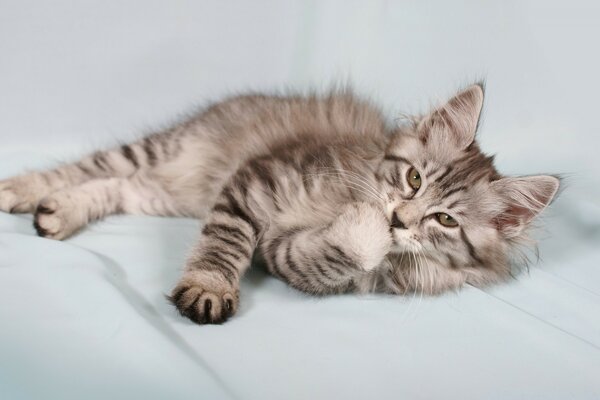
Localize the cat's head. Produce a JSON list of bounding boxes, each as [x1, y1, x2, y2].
[[376, 84, 560, 294]]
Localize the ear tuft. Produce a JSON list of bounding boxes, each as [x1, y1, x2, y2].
[[491, 175, 560, 238], [418, 84, 484, 150]]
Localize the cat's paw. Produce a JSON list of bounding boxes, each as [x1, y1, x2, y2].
[[33, 194, 86, 240], [169, 270, 239, 325], [329, 202, 393, 272], [0, 173, 48, 213]]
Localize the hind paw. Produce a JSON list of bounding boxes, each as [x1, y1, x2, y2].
[[0, 173, 48, 213], [33, 195, 86, 240]]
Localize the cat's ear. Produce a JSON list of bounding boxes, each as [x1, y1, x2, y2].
[[418, 84, 484, 150], [491, 175, 560, 238]]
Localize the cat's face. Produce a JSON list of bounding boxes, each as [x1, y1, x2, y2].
[[376, 84, 559, 294]]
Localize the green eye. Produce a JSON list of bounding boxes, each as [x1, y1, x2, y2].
[[436, 213, 458, 227], [407, 167, 421, 191]]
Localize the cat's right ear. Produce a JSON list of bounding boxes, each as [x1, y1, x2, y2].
[[491, 175, 560, 238], [417, 84, 484, 150]]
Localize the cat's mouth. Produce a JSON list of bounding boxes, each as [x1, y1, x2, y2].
[[389, 231, 422, 254]]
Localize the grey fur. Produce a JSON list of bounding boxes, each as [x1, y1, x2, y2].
[[0, 84, 560, 324]]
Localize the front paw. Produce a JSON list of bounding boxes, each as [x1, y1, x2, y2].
[[169, 270, 239, 325], [329, 202, 392, 272]]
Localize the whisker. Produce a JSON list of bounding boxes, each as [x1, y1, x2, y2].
[[412, 250, 424, 316], [302, 174, 382, 202], [329, 169, 384, 200], [397, 253, 415, 324], [403, 251, 418, 321], [304, 173, 383, 201], [417, 248, 433, 294], [309, 169, 385, 201], [310, 172, 384, 201]]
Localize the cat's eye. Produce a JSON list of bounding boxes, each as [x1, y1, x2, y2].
[[406, 167, 421, 191], [436, 213, 458, 227]]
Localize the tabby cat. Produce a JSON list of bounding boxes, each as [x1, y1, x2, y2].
[[0, 84, 559, 324]]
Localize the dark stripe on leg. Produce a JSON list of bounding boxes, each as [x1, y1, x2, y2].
[[216, 188, 260, 237], [143, 138, 158, 166], [328, 243, 360, 270], [120, 145, 139, 168], [205, 247, 243, 262], [76, 163, 95, 177], [93, 154, 108, 172], [203, 250, 241, 272], [312, 261, 336, 282], [249, 159, 277, 193], [206, 234, 251, 259], [195, 255, 237, 285], [202, 223, 252, 247], [285, 240, 311, 282], [266, 235, 287, 279], [323, 254, 349, 275]]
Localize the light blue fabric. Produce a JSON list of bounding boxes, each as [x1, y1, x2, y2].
[[1, 153, 599, 400], [2, 1, 600, 397]]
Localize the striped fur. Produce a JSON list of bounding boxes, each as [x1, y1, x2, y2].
[[0, 84, 560, 324]]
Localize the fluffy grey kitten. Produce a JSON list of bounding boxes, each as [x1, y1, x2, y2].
[[0, 84, 559, 324]]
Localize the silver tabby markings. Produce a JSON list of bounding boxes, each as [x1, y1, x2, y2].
[[0, 84, 560, 324]]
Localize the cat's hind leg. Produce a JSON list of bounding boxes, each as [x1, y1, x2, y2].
[[33, 172, 181, 239], [0, 137, 169, 214]]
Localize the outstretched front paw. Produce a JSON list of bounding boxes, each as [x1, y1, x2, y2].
[[169, 271, 239, 325]]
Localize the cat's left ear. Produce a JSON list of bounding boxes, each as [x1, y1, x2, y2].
[[418, 83, 484, 150], [491, 175, 560, 238]]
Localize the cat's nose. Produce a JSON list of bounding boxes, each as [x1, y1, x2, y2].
[[391, 211, 407, 229]]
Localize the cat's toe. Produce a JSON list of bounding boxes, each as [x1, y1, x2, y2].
[[169, 277, 239, 325]]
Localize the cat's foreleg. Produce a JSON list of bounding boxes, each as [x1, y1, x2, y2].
[[0, 136, 170, 213], [264, 202, 393, 294], [170, 184, 264, 324]]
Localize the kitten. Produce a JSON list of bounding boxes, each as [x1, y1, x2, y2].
[[0, 84, 559, 324]]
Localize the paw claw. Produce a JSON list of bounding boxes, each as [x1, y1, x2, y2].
[[36, 204, 56, 214], [33, 219, 51, 237], [204, 298, 212, 315], [170, 273, 239, 325]]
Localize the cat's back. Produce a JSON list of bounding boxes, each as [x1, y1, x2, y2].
[[155, 89, 389, 216], [197, 89, 389, 148]]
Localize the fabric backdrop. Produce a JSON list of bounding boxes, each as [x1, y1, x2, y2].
[[1, 1, 599, 399]]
